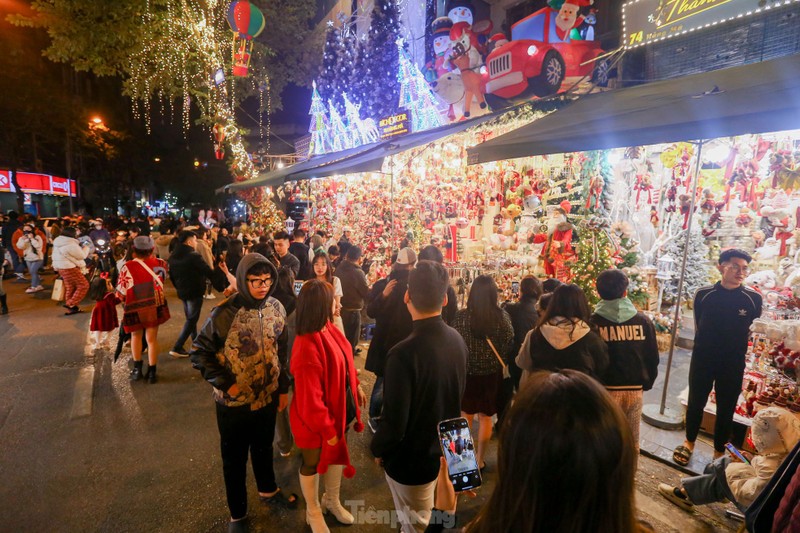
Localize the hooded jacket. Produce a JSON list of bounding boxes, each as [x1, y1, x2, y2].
[[51, 235, 89, 270], [190, 254, 289, 410], [725, 407, 800, 507], [591, 298, 660, 390], [516, 318, 609, 383]]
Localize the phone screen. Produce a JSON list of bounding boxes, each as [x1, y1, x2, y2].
[[439, 417, 482, 491], [511, 281, 520, 296], [725, 443, 750, 464], [293, 280, 304, 296]]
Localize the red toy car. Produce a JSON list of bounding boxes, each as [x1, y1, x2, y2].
[[485, 7, 604, 101]]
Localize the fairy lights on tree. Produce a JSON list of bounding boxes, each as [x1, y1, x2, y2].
[[308, 81, 329, 156]]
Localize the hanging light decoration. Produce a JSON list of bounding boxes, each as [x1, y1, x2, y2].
[[226, 0, 266, 77]]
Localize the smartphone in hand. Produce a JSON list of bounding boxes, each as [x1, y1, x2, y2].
[[725, 443, 750, 464], [439, 417, 482, 492]]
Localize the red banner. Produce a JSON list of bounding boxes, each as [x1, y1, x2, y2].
[[0, 170, 75, 197]]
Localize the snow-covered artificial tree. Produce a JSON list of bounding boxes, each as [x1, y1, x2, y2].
[[396, 39, 445, 132]]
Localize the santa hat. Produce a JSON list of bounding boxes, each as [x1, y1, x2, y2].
[[431, 17, 453, 36], [489, 32, 509, 46], [560, 200, 572, 213], [449, 21, 472, 41]]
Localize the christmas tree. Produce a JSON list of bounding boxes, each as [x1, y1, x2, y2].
[[661, 227, 711, 305], [317, 21, 353, 111], [573, 218, 618, 306], [308, 81, 329, 156], [396, 38, 445, 132], [361, 0, 402, 121], [327, 99, 351, 152]]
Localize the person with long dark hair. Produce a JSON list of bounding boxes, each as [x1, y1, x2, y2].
[[290, 279, 365, 533], [311, 253, 344, 333], [516, 283, 609, 384], [426, 370, 649, 533], [453, 275, 513, 471]]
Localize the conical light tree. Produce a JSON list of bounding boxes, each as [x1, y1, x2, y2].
[[396, 38, 445, 132], [308, 81, 329, 156], [328, 99, 351, 152]]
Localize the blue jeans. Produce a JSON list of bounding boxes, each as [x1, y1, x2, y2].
[[26, 260, 43, 287], [175, 296, 203, 350], [369, 376, 384, 419]]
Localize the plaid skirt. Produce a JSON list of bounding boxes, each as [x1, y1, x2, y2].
[[122, 302, 170, 333]]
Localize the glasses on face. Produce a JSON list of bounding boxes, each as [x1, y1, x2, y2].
[[246, 277, 273, 288], [724, 264, 750, 274]]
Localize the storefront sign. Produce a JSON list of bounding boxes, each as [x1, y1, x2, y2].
[[379, 113, 410, 139], [622, 0, 798, 49], [0, 170, 76, 197]]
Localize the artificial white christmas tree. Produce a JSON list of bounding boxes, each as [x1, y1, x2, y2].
[[308, 81, 329, 156], [396, 38, 445, 132], [328, 99, 351, 152]]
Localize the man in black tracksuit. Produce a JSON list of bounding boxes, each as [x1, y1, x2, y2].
[[371, 260, 467, 533], [591, 269, 659, 456], [675, 249, 762, 465]]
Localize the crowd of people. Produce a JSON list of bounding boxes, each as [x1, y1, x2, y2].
[[5, 207, 800, 532]]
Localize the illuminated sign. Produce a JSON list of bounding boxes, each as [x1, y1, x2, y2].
[[379, 112, 410, 139], [622, 0, 799, 48], [0, 170, 76, 197]]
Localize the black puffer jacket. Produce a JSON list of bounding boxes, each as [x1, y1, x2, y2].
[[168, 243, 215, 300], [365, 268, 413, 377]]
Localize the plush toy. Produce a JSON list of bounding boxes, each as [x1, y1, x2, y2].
[[736, 207, 754, 227], [634, 173, 653, 206], [431, 71, 465, 121], [755, 237, 782, 261], [700, 188, 715, 214], [745, 270, 778, 293], [679, 194, 693, 229]]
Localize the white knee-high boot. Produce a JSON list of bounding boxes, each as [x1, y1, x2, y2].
[[321, 464, 355, 524], [299, 472, 330, 533]]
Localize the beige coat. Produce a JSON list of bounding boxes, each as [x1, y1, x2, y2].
[[725, 406, 800, 507]]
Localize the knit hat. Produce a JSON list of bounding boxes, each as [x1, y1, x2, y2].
[[133, 236, 155, 250], [431, 17, 453, 36], [751, 406, 800, 456], [396, 247, 417, 265]]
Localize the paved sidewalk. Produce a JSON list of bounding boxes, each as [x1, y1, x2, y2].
[[0, 277, 740, 532]]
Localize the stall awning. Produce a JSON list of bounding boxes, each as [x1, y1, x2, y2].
[[468, 53, 800, 163], [223, 142, 386, 192], [224, 101, 546, 192]]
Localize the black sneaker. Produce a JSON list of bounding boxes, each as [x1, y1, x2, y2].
[[169, 348, 190, 358]]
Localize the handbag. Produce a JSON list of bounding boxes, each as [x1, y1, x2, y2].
[[337, 342, 357, 427], [51, 278, 65, 301], [487, 337, 515, 422], [133, 258, 166, 306], [486, 337, 512, 379]]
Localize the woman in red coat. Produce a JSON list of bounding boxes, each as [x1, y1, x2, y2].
[[290, 279, 365, 533]]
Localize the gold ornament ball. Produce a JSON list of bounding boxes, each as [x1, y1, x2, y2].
[[587, 265, 594, 272]]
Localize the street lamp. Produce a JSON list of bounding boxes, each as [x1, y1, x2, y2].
[[91, 116, 103, 125]]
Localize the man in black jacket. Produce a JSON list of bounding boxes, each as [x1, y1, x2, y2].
[[168, 230, 217, 357], [372, 260, 467, 533], [287, 228, 310, 280], [590, 269, 659, 456], [418, 245, 458, 325], [365, 247, 416, 432], [502, 275, 542, 389], [337, 245, 370, 355]]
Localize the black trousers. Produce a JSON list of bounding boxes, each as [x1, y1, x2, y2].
[[685, 354, 745, 453], [215, 399, 279, 520], [341, 309, 361, 355]]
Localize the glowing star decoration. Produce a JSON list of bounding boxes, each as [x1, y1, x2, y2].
[[327, 99, 352, 152], [396, 39, 446, 133], [226, 0, 266, 76], [342, 92, 379, 147], [308, 81, 329, 156]]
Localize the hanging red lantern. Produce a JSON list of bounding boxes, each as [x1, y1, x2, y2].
[[212, 123, 226, 160], [226, 1, 266, 77]]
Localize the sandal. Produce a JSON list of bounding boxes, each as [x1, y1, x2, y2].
[[259, 488, 298, 509], [658, 483, 695, 512], [673, 444, 693, 466]]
